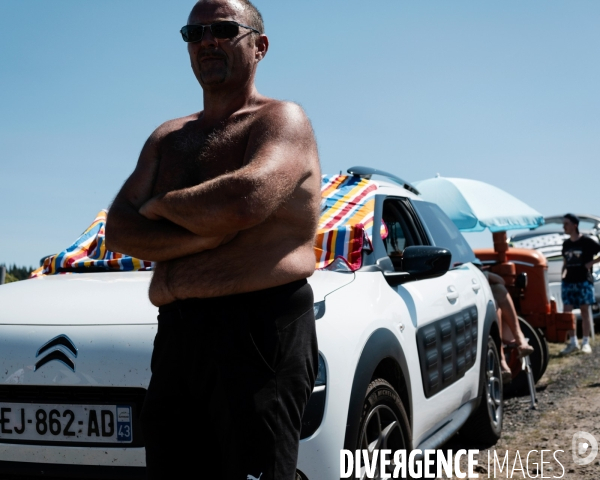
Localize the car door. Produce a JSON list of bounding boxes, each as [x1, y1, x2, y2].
[[409, 200, 486, 399], [379, 198, 480, 441]]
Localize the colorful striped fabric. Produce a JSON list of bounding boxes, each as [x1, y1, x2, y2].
[[314, 174, 378, 270], [31, 210, 154, 277], [31, 175, 379, 277]]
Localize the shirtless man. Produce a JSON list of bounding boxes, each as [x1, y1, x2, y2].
[[105, 1, 321, 478]]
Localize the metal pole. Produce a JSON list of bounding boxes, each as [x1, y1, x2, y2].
[[0, 266, 5, 285], [586, 305, 595, 342]]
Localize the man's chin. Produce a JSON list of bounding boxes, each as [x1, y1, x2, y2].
[[199, 71, 228, 86]]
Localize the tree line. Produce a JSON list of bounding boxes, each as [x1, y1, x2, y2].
[[0, 264, 35, 283]]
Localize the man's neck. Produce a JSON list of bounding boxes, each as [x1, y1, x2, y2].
[[201, 82, 259, 127], [570, 232, 582, 242]]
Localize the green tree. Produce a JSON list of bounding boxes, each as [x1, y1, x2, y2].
[[4, 272, 18, 283], [1, 264, 34, 282]]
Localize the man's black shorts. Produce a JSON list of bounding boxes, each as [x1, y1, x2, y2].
[[140, 279, 318, 480]]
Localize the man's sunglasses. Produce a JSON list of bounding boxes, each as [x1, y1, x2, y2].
[[180, 21, 260, 43]]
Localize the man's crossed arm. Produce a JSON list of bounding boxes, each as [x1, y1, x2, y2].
[[106, 102, 316, 262], [105, 121, 226, 262], [139, 102, 315, 237]]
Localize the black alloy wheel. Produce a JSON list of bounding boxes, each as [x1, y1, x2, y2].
[[461, 336, 503, 444], [356, 379, 412, 480]]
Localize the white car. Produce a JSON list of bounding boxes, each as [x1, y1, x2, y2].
[[0, 168, 502, 480]]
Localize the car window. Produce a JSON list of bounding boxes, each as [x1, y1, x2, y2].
[[382, 200, 417, 270], [411, 200, 477, 267]]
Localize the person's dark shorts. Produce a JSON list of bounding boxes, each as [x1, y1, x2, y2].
[[140, 279, 318, 480], [561, 280, 595, 308]]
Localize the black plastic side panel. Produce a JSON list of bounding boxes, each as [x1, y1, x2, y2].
[[343, 328, 412, 450], [416, 307, 478, 398]]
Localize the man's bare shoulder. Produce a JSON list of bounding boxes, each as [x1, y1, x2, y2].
[[149, 112, 202, 143], [254, 99, 311, 127], [247, 99, 315, 150]]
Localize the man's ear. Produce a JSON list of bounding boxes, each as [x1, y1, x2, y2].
[[255, 34, 269, 61]]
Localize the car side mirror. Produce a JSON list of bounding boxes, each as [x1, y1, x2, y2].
[[403, 246, 452, 279], [383, 246, 451, 285]]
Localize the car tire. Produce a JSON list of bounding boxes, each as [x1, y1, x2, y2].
[[536, 326, 550, 380], [461, 336, 503, 444], [356, 379, 412, 480]]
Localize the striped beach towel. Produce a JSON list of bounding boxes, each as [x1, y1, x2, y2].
[[31, 174, 378, 277], [314, 174, 378, 270], [30, 210, 154, 277]]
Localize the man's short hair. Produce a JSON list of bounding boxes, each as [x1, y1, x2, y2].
[[238, 0, 264, 34], [564, 213, 580, 225]]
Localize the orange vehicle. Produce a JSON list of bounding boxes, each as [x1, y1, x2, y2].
[[474, 231, 576, 392]]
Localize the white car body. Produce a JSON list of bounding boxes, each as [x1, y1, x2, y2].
[[0, 177, 501, 479]]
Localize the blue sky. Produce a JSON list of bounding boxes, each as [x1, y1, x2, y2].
[[1, 1, 599, 267]]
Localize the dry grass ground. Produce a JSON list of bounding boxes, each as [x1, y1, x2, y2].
[[445, 341, 600, 479]]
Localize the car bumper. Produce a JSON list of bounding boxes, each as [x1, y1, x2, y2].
[[0, 443, 145, 467], [0, 459, 145, 479]]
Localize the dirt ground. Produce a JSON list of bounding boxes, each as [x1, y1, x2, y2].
[[445, 340, 600, 479]]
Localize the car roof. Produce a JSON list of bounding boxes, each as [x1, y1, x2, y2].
[[372, 179, 422, 200], [343, 166, 422, 201], [543, 214, 600, 227], [510, 213, 600, 241]]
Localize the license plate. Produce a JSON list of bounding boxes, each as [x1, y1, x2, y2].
[[0, 403, 132, 444]]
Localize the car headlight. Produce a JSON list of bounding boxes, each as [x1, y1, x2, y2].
[[313, 301, 326, 319], [315, 354, 327, 386]]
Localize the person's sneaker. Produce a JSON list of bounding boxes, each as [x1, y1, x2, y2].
[[560, 343, 580, 356], [581, 343, 592, 354]]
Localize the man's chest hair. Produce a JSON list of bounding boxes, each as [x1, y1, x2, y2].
[[154, 116, 254, 193]]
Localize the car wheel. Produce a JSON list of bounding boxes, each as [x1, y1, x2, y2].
[[356, 379, 411, 480], [461, 336, 503, 444], [536, 327, 550, 379]]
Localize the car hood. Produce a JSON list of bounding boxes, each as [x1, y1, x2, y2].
[[0, 272, 157, 326], [0, 270, 355, 326]]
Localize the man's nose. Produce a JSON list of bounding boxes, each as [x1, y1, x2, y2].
[[197, 26, 218, 46]]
